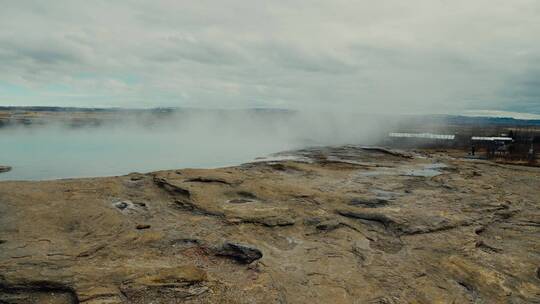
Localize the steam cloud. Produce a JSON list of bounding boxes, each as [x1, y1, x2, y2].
[[0, 109, 401, 180]]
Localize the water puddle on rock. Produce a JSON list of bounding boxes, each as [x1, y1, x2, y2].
[[361, 163, 447, 178], [401, 163, 447, 177]]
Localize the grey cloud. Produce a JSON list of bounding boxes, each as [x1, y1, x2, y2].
[[0, 42, 79, 65], [262, 43, 358, 74], [498, 68, 540, 113], [151, 35, 246, 65], [0, 0, 539, 114]]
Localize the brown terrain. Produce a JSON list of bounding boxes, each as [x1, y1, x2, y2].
[[0, 146, 539, 303]]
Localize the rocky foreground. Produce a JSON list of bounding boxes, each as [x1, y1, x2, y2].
[[0, 146, 539, 303]]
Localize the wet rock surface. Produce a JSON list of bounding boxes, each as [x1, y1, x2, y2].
[[0, 146, 539, 303]]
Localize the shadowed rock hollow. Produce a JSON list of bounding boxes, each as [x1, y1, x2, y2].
[[0, 146, 539, 303]]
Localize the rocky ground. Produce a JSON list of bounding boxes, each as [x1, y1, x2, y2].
[[0, 146, 539, 303]]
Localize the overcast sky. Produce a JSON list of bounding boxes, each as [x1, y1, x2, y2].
[[0, 0, 539, 114]]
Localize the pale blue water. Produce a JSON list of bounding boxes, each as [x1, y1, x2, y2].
[[0, 125, 298, 181], [0, 111, 383, 181]]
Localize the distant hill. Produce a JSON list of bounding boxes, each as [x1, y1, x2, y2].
[[1, 106, 540, 127], [444, 115, 540, 126], [0, 106, 292, 113]]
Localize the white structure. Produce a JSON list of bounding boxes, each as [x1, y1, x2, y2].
[[389, 132, 455, 140], [471, 137, 513, 142]]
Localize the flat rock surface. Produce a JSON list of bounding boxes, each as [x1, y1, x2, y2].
[[0, 146, 539, 303]]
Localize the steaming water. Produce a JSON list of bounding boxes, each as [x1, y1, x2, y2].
[[0, 111, 389, 181], [0, 126, 300, 181]]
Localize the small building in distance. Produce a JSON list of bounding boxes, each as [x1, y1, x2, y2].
[[389, 133, 455, 140], [470, 136, 514, 159], [471, 136, 513, 142], [387, 132, 456, 148]]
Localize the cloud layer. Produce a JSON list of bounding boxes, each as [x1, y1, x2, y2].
[[1, 0, 539, 114]]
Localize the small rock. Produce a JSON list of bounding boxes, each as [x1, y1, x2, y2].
[[214, 242, 263, 264], [135, 202, 147, 207], [136, 224, 151, 230], [0, 165, 11, 173], [114, 200, 148, 212], [114, 201, 130, 210], [474, 226, 486, 235], [316, 219, 341, 231]]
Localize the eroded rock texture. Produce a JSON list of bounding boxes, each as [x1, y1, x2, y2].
[[0, 146, 539, 303]]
